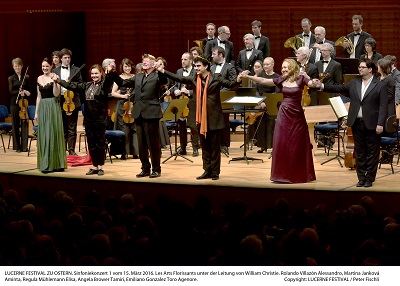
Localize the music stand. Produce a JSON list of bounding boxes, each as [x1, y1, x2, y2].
[[321, 96, 348, 167], [264, 93, 283, 158], [161, 98, 193, 164], [335, 58, 359, 74], [223, 96, 266, 164]]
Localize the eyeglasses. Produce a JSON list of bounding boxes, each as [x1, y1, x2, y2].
[[358, 66, 368, 69]]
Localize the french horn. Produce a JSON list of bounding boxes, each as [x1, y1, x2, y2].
[[335, 36, 354, 55], [284, 36, 305, 50], [193, 39, 204, 51]]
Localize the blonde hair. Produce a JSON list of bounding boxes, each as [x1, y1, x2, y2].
[[283, 58, 299, 82], [12, 57, 23, 66]]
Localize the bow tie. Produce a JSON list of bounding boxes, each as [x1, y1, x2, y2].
[[61, 66, 68, 69], [219, 40, 226, 44], [318, 42, 323, 45], [255, 36, 260, 39], [354, 33, 361, 36], [246, 48, 253, 52], [303, 34, 309, 37], [183, 69, 189, 73], [215, 63, 223, 66], [321, 61, 329, 63]]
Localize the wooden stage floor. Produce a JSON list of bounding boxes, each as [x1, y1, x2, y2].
[[1, 138, 400, 217]]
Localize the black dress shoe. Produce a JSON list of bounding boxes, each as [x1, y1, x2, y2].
[[16, 149, 21, 153], [356, 180, 365, 187], [196, 171, 211, 180], [149, 171, 161, 178], [364, 180, 372, 188], [257, 148, 265, 153], [86, 168, 99, 175], [179, 149, 187, 155], [69, 150, 78, 156], [97, 169, 105, 176], [192, 148, 199, 157], [136, 170, 150, 177], [211, 174, 219, 180]]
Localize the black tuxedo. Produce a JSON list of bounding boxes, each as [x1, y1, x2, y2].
[[211, 62, 237, 148], [323, 77, 388, 183], [297, 33, 316, 48], [254, 35, 270, 58], [236, 48, 264, 75], [163, 70, 239, 176], [204, 39, 235, 65], [308, 39, 336, 64], [174, 67, 199, 152], [346, 31, 372, 59], [301, 62, 318, 105], [53, 65, 83, 153], [112, 71, 168, 174], [315, 59, 343, 85]]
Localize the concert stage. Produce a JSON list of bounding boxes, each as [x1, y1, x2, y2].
[[1, 139, 400, 217]]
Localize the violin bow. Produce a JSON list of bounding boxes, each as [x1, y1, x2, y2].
[[68, 64, 86, 82], [16, 66, 29, 103]]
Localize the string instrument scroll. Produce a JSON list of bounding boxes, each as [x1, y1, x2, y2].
[[17, 66, 29, 120], [63, 64, 86, 115]]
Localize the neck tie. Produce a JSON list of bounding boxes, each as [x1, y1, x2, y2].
[[220, 40, 226, 44], [61, 66, 68, 69], [216, 63, 222, 66]]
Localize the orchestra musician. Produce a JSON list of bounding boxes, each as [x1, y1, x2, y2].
[[52, 48, 83, 156], [343, 14, 372, 60], [8, 57, 31, 152], [111, 58, 139, 159]]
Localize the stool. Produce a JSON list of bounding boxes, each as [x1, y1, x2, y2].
[[105, 130, 126, 163]]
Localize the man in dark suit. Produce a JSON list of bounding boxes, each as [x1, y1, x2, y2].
[[204, 26, 235, 65], [173, 52, 199, 157], [251, 20, 270, 59], [211, 46, 237, 155], [296, 46, 318, 105], [315, 43, 343, 86], [308, 26, 336, 64], [297, 18, 316, 48], [111, 54, 168, 178], [52, 48, 83, 156], [236, 34, 264, 76], [157, 56, 239, 180], [314, 60, 388, 188], [343, 14, 372, 60]]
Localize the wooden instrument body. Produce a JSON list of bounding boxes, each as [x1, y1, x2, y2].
[[63, 90, 76, 115], [18, 98, 29, 120], [344, 127, 356, 169], [123, 100, 135, 123]]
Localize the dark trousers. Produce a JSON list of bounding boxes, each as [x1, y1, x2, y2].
[[86, 124, 106, 167], [62, 108, 79, 152], [353, 118, 380, 182], [220, 113, 230, 147], [199, 128, 221, 175], [135, 117, 161, 173], [10, 105, 28, 151], [178, 119, 200, 150]]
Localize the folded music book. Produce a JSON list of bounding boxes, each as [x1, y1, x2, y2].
[[328, 96, 348, 119]]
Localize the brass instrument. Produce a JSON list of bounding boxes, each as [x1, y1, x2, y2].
[[335, 36, 354, 55], [193, 39, 204, 51], [284, 36, 305, 50]]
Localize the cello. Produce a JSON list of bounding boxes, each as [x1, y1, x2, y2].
[[344, 126, 356, 169]]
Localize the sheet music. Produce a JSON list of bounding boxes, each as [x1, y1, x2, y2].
[[223, 96, 266, 105], [328, 96, 348, 119]]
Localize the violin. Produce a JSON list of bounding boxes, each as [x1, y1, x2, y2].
[[63, 64, 86, 116], [17, 66, 29, 120], [302, 86, 311, 107], [18, 97, 29, 120], [123, 88, 135, 124], [245, 104, 265, 125], [63, 90, 75, 115], [344, 126, 356, 169]]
